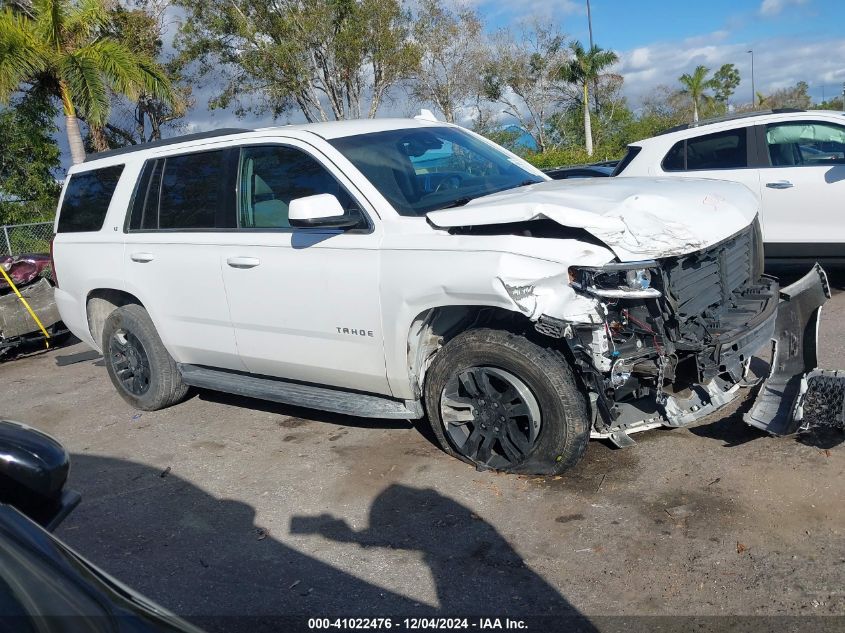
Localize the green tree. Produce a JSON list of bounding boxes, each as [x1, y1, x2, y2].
[[712, 63, 740, 109], [0, 0, 174, 164], [483, 21, 568, 153], [101, 1, 192, 147], [0, 90, 61, 224], [763, 80, 812, 110], [176, 0, 418, 122], [678, 65, 716, 122], [559, 40, 618, 156], [409, 0, 486, 123], [817, 96, 844, 111]]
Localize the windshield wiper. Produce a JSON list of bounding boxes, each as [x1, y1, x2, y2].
[[438, 197, 473, 209], [435, 180, 541, 211]]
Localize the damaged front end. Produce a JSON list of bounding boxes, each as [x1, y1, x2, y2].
[[534, 220, 834, 445]]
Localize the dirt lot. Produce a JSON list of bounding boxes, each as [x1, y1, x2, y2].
[[1, 267, 843, 631]]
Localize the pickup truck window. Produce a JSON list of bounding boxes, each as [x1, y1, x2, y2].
[[238, 146, 357, 229], [57, 165, 124, 233], [330, 127, 543, 216]]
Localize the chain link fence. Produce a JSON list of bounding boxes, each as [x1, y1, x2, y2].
[[0, 222, 54, 257]]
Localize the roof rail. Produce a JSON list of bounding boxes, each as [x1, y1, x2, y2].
[[83, 128, 253, 162], [656, 108, 807, 136]]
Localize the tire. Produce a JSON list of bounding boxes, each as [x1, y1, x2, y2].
[[423, 328, 590, 475], [101, 304, 188, 411]]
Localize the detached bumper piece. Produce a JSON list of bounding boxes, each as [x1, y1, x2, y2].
[[744, 264, 831, 436], [794, 370, 845, 432]]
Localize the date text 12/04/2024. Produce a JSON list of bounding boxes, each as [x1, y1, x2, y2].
[[307, 618, 528, 630]]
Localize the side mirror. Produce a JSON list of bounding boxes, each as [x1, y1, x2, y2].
[[288, 194, 362, 229], [0, 420, 80, 531]]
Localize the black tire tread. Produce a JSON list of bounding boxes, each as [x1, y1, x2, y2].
[[423, 328, 590, 475], [101, 304, 188, 411]]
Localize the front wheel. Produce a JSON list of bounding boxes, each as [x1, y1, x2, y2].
[[424, 329, 590, 475]]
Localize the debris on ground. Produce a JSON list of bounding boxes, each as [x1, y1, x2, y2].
[[159, 466, 171, 478], [665, 504, 694, 519], [0, 255, 64, 357]]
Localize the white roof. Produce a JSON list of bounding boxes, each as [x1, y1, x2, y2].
[[256, 117, 449, 139], [71, 117, 452, 172], [635, 109, 845, 146]]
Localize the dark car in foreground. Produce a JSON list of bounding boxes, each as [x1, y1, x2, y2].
[[0, 420, 201, 632]]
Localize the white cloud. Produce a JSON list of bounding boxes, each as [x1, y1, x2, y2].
[[617, 34, 845, 107], [627, 47, 651, 70], [759, 0, 809, 16]]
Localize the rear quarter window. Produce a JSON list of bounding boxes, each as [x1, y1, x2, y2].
[[611, 145, 642, 175], [57, 165, 124, 233], [662, 129, 748, 172]]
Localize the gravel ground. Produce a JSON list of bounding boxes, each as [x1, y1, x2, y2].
[[0, 265, 843, 631]]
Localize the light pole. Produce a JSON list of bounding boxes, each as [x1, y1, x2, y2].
[[747, 50, 755, 108]]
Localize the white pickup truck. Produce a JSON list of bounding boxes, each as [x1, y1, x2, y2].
[[52, 118, 833, 475]]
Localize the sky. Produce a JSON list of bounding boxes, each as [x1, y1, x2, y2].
[[164, 0, 845, 130], [54, 0, 845, 167], [543, 0, 845, 105]]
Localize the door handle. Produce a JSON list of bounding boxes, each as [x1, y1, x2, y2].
[[130, 252, 155, 263], [226, 256, 261, 269], [765, 180, 794, 189]]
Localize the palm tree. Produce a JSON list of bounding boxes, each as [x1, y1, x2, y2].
[[678, 65, 715, 123], [0, 0, 173, 164], [559, 41, 618, 156]]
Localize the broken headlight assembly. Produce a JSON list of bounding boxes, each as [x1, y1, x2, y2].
[[569, 262, 662, 299]]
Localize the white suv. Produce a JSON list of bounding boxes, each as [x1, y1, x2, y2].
[[52, 119, 829, 475], [615, 109, 845, 262]]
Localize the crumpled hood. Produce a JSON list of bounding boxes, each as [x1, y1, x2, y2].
[[427, 177, 760, 262]]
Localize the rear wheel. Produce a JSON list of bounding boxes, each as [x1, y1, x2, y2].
[[102, 305, 188, 410], [424, 329, 590, 475]]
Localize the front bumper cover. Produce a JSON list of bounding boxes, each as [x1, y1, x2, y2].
[[744, 263, 831, 435]]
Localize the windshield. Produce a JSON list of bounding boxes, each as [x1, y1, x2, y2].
[[329, 127, 545, 216]]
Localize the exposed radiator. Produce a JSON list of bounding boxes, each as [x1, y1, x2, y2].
[[664, 224, 755, 318]]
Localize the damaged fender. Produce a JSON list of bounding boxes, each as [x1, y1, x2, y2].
[[744, 263, 831, 435], [495, 273, 603, 324]]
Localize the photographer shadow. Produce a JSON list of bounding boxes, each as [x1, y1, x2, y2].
[[60, 456, 594, 632], [291, 484, 594, 623]]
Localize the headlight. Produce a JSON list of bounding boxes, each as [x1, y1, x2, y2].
[[569, 262, 662, 299]]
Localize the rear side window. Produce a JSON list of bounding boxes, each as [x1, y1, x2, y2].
[[57, 165, 124, 233], [159, 151, 225, 229], [662, 142, 685, 171], [662, 129, 748, 171], [128, 150, 229, 230]]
